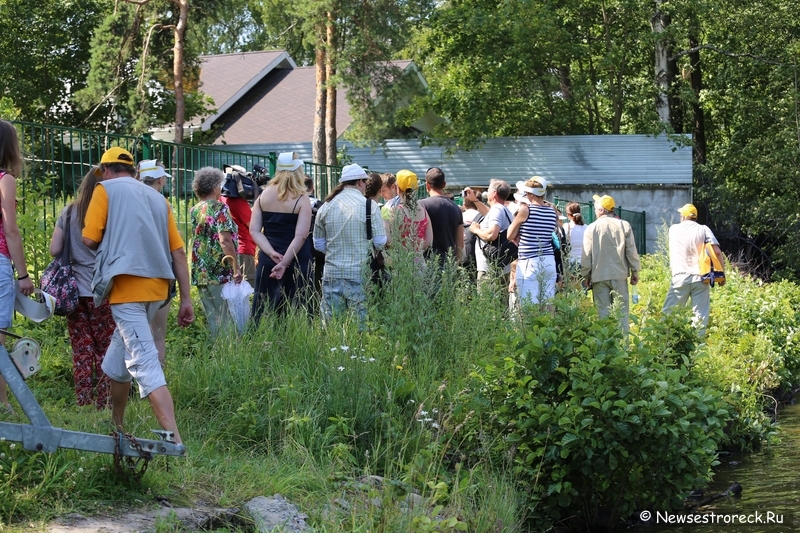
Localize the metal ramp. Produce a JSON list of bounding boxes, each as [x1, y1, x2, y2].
[[0, 335, 184, 478]]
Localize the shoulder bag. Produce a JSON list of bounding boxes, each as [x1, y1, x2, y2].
[[366, 198, 390, 287], [480, 207, 518, 269], [40, 209, 80, 316]]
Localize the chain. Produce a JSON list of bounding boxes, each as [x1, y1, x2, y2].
[[112, 431, 153, 480]]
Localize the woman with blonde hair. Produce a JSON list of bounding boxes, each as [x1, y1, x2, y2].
[[250, 152, 312, 320], [50, 167, 116, 408], [0, 121, 35, 414], [508, 176, 558, 305]]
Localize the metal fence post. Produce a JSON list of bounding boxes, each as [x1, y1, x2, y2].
[[268, 152, 277, 177], [141, 133, 153, 160]]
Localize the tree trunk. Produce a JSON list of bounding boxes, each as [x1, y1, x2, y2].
[[172, 0, 188, 144], [652, 0, 670, 124], [312, 35, 327, 165], [689, 34, 707, 165], [667, 34, 683, 133], [325, 14, 337, 166]]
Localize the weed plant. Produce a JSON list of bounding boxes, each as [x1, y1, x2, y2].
[[1, 226, 798, 531]]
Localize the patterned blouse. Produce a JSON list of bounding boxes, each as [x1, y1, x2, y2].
[[189, 199, 238, 286]]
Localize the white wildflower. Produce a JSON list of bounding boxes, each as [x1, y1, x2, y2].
[[423, 418, 433, 422], [420, 410, 429, 416], [337, 366, 345, 371], [432, 422, 440, 429], [78, 468, 84, 473], [350, 355, 357, 359], [432, 408, 439, 414], [340, 345, 350, 351], [9, 443, 15, 450], [369, 357, 376, 362], [331, 347, 338, 352], [408, 399, 415, 404]]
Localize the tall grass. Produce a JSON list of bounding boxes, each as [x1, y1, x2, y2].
[[3, 227, 800, 530]]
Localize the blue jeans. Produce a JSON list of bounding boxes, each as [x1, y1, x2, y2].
[[321, 278, 367, 329], [0, 255, 14, 329]]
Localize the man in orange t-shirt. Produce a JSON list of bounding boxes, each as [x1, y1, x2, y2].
[[82, 147, 193, 448]]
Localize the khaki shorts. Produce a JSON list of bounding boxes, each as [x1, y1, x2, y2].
[[101, 301, 166, 398]]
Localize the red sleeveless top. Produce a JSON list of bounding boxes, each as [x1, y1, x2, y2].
[[0, 172, 10, 258]]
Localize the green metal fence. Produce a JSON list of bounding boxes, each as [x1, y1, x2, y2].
[[11, 120, 348, 279], [553, 197, 646, 254]]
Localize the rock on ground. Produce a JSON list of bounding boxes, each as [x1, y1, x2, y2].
[[244, 494, 309, 533], [45, 506, 236, 533]]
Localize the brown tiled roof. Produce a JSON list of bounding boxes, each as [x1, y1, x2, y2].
[[212, 67, 352, 145], [198, 50, 290, 115], [196, 50, 417, 144]]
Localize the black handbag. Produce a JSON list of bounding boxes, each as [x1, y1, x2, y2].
[[40, 209, 80, 316], [480, 208, 518, 268], [366, 198, 390, 287]]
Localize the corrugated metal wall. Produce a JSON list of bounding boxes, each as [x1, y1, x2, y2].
[[221, 134, 692, 187]]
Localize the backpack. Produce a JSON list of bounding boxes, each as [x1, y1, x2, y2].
[[479, 208, 518, 269], [700, 242, 725, 286]]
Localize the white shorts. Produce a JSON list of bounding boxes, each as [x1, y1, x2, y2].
[[516, 255, 557, 305], [102, 301, 167, 398]]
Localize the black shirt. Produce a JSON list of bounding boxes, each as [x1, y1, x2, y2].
[[419, 195, 463, 263]]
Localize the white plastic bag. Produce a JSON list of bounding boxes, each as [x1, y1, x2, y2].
[[15, 287, 55, 323], [221, 281, 253, 333]]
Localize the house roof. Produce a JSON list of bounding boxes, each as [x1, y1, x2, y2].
[[197, 50, 296, 131], [194, 50, 423, 145]]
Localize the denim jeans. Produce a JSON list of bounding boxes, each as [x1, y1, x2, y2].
[[321, 278, 367, 329]]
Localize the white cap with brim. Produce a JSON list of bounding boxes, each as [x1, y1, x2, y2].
[[138, 159, 171, 181], [516, 178, 547, 197], [513, 191, 530, 204], [276, 152, 304, 171], [340, 163, 369, 183]]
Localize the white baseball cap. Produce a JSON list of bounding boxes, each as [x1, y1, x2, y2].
[[138, 159, 171, 181]]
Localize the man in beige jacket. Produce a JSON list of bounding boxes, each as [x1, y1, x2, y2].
[[581, 194, 641, 333]]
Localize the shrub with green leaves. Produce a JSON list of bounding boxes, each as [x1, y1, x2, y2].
[[468, 300, 727, 529]]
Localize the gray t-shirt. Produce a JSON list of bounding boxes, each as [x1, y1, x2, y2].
[[55, 205, 96, 297]]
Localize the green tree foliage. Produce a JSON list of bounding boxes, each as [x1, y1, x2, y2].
[[0, 0, 102, 125], [411, 0, 657, 149], [74, 0, 212, 135], [189, 0, 269, 55]]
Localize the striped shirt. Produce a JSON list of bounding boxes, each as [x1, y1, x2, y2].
[[518, 204, 557, 259], [313, 187, 386, 281]]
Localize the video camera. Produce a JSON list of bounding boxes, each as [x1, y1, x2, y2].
[[221, 164, 269, 203]]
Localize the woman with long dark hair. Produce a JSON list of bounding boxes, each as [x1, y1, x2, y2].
[[49, 168, 117, 408], [0, 121, 35, 414], [564, 201, 587, 266]]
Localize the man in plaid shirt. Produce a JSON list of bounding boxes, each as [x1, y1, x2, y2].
[[313, 163, 387, 327]]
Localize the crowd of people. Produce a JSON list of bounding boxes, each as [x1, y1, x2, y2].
[[0, 128, 725, 447]]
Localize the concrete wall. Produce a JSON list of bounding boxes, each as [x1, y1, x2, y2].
[[551, 184, 692, 255]]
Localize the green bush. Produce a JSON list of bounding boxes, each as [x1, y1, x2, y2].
[[467, 299, 727, 529]]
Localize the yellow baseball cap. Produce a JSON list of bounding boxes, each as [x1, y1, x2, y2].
[[678, 203, 698, 218], [100, 146, 135, 165], [593, 194, 615, 211], [396, 169, 418, 192]]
